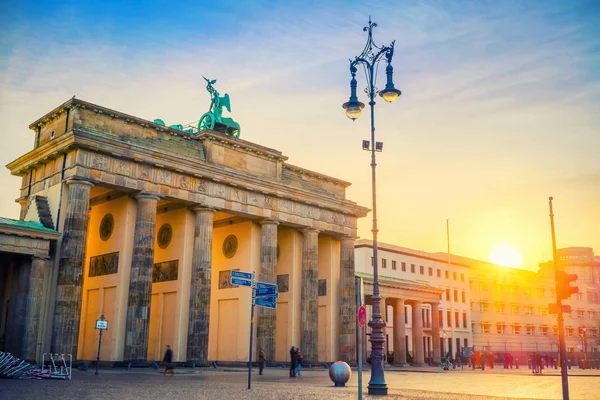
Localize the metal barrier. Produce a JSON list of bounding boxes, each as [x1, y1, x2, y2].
[[40, 353, 72, 380], [0, 351, 73, 379]]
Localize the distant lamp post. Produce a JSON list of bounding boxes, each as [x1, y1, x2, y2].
[[580, 328, 587, 361], [343, 17, 401, 396]]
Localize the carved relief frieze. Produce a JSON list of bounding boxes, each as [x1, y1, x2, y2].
[[77, 150, 358, 232]]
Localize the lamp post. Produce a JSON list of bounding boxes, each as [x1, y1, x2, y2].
[[342, 18, 401, 396], [580, 328, 587, 361]]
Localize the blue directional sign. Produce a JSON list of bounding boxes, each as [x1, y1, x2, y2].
[[255, 282, 278, 297], [231, 277, 252, 287], [231, 270, 253, 280], [255, 295, 277, 309]]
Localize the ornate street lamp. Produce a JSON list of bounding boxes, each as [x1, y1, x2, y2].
[[342, 18, 401, 396]]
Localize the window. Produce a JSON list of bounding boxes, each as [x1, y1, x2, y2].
[[428, 267, 433, 276], [496, 322, 506, 334], [439, 310, 444, 329], [509, 285, 517, 294], [453, 290, 458, 302], [411, 264, 415, 273], [525, 305, 534, 315], [461, 291, 466, 303], [495, 302, 505, 313], [462, 312, 467, 328], [460, 273, 465, 282], [464, 338, 468, 348], [511, 304, 519, 315], [420, 265, 424, 275], [479, 302, 489, 312], [478, 282, 488, 292], [480, 322, 491, 333], [537, 288, 546, 297], [382, 259, 387, 268], [392, 260, 397, 270], [589, 311, 597, 320], [526, 325, 535, 336], [405, 306, 408, 324], [524, 288, 532, 296], [446, 289, 450, 301], [539, 306, 547, 316], [437, 269, 441, 278], [590, 328, 598, 338], [566, 327, 574, 337], [455, 311, 459, 327], [540, 326, 549, 336], [453, 272, 457, 280], [371, 257, 374, 266], [576, 292, 584, 301], [447, 311, 452, 327], [577, 310, 585, 319], [445, 270, 449, 279], [550, 289, 555, 298], [512, 325, 521, 335], [401, 262, 406, 272], [553, 325, 559, 336], [50, 130, 55, 139]]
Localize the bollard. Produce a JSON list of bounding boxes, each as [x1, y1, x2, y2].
[[328, 361, 351, 387]]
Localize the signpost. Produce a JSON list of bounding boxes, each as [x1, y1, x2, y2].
[[230, 270, 278, 390], [356, 277, 364, 400], [95, 314, 108, 376]]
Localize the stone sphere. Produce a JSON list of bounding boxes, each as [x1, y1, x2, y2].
[[328, 361, 352, 387]]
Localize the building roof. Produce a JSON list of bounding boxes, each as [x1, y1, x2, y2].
[[0, 216, 60, 237], [356, 271, 444, 295]]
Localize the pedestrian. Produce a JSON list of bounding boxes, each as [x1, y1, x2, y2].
[[163, 344, 174, 376], [258, 348, 266, 375], [296, 350, 303, 376], [289, 346, 298, 377]]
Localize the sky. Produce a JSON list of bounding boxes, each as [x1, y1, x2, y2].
[[1, 0, 599, 269]]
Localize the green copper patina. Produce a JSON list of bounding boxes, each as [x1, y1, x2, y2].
[[198, 77, 241, 138], [153, 77, 241, 138]]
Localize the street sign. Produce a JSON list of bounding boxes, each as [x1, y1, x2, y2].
[[231, 270, 253, 280], [255, 295, 277, 309], [255, 282, 278, 297], [96, 320, 108, 330], [357, 305, 367, 327], [231, 277, 253, 287]]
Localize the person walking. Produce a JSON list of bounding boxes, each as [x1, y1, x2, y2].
[[163, 345, 175, 376], [296, 350, 303, 376], [289, 346, 298, 377], [258, 348, 266, 375]]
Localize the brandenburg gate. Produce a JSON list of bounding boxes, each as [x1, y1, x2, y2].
[[5, 93, 368, 364]]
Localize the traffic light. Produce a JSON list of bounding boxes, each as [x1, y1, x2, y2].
[[556, 270, 578, 300]]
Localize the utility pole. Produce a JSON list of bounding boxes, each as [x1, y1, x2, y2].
[[549, 197, 569, 400]]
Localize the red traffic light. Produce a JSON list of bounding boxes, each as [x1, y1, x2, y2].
[[556, 271, 579, 300]]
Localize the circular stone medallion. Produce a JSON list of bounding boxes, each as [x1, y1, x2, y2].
[[99, 214, 114, 241], [157, 224, 173, 249], [222, 234, 238, 259]]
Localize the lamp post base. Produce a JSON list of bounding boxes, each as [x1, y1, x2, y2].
[[368, 383, 388, 395]]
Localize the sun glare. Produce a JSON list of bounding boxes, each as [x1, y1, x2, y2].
[[489, 244, 522, 268]]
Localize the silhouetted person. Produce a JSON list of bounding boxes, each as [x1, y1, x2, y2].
[[289, 346, 298, 377], [258, 348, 266, 375], [163, 345, 174, 376]]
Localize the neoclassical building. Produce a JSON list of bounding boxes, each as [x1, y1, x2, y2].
[[1, 98, 369, 364], [355, 240, 470, 365]]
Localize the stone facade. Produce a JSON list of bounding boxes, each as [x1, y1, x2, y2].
[[6, 98, 369, 363]]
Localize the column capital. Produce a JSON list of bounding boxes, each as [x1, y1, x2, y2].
[[302, 227, 320, 235], [31, 255, 50, 261], [192, 206, 215, 214], [135, 191, 160, 201], [340, 235, 358, 243], [259, 218, 279, 226], [65, 177, 94, 188]]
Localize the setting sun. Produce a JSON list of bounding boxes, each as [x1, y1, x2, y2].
[[489, 244, 522, 268]]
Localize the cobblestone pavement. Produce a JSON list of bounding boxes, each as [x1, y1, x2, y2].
[[0, 366, 599, 400]]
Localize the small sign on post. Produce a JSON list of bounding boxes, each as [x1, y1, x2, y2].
[[358, 305, 367, 327], [95, 315, 108, 376]]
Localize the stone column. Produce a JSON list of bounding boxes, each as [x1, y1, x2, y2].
[[124, 192, 160, 362], [412, 301, 425, 366], [393, 298, 406, 366], [300, 228, 319, 362], [51, 178, 93, 357], [338, 236, 356, 363], [256, 219, 278, 361], [431, 303, 441, 364], [22, 257, 47, 361], [186, 207, 214, 364]]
